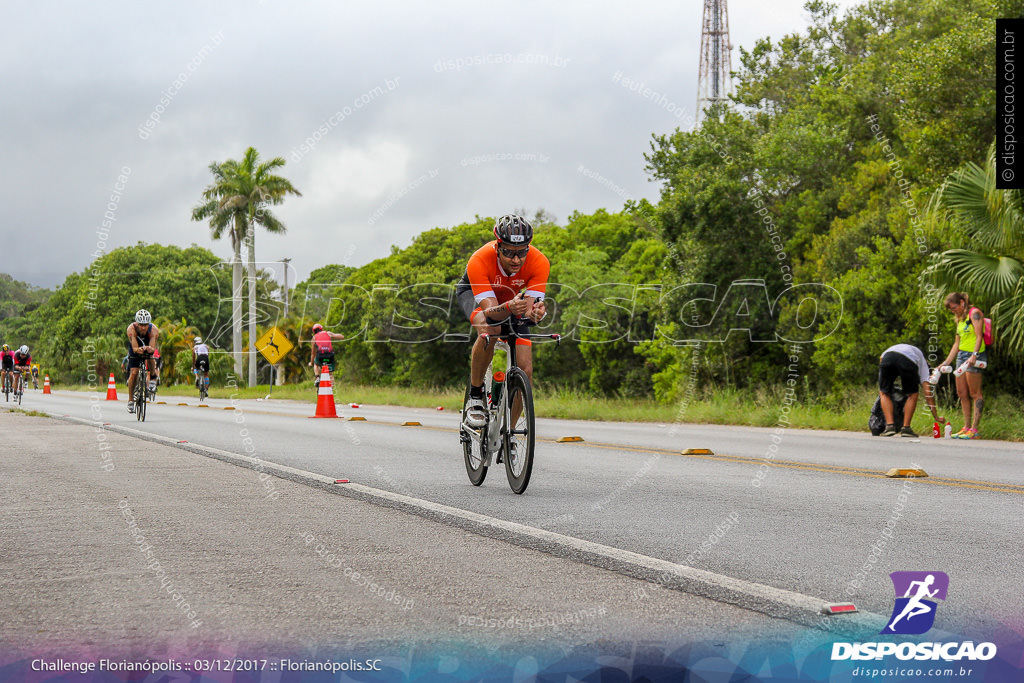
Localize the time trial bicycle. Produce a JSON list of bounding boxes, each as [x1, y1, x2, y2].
[[460, 321, 559, 494]]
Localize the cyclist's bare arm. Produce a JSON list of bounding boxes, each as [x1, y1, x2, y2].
[[149, 326, 160, 356], [126, 324, 143, 354]]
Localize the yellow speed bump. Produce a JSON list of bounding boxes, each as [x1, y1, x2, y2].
[[402, 421, 422, 426], [157, 401, 167, 405], [197, 404, 209, 408], [557, 436, 584, 443], [348, 416, 366, 421], [885, 468, 928, 478], [177, 402, 189, 406], [223, 406, 235, 410], [682, 448, 714, 455]]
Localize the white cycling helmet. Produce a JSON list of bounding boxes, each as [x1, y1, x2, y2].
[[194, 337, 203, 344], [135, 309, 151, 324], [19, 345, 28, 354]]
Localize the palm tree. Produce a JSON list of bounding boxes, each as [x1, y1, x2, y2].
[[192, 147, 301, 384], [924, 144, 1024, 354]]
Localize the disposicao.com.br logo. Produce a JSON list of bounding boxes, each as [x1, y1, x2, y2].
[[832, 571, 997, 663]]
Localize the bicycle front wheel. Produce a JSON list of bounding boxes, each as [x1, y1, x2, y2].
[[503, 367, 535, 494], [136, 387, 146, 422], [461, 384, 488, 486]]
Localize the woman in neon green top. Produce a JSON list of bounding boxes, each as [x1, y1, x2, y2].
[[940, 292, 987, 439]]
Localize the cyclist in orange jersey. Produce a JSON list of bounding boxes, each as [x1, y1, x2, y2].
[[456, 214, 549, 427]]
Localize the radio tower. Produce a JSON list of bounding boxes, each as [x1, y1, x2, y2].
[[696, 0, 732, 124]]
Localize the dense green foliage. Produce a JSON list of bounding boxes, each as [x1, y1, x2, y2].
[[0, 274, 51, 321], [6, 243, 285, 385], [640, 0, 1021, 397]]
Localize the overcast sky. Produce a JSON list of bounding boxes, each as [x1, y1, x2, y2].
[[3, 0, 862, 291]]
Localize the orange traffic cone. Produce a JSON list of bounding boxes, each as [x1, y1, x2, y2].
[[105, 373, 119, 401], [311, 367, 338, 418], [42, 375, 51, 394]]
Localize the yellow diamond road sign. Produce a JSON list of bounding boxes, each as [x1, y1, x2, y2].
[[256, 327, 294, 365]]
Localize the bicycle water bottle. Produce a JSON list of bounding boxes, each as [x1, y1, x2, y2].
[[491, 371, 505, 407], [944, 423, 953, 438]]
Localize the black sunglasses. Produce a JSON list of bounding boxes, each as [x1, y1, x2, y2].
[[499, 246, 529, 259]]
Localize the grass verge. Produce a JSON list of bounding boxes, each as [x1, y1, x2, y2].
[[55, 381, 1023, 441]]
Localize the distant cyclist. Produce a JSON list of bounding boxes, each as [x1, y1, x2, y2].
[[0, 344, 14, 394], [31, 364, 40, 389], [192, 337, 210, 389], [456, 214, 549, 427], [309, 323, 345, 383], [126, 309, 160, 413], [12, 345, 32, 395]]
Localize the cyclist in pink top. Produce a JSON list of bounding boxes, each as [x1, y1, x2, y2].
[[308, 323, 345, 383]]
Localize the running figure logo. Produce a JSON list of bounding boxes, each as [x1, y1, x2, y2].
[[881, 571, 949, 635]]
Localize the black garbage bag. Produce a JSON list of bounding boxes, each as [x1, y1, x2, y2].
[[869, 389, 906, 435]]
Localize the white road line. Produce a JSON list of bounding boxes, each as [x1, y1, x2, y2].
[[50, 411, 885, 633]]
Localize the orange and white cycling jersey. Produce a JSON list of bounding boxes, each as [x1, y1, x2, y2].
[[465, 241, 550, 306]]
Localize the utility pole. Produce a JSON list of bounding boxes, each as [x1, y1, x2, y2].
[[281, 257, 291, 317], [697, 0, 732, 124], [275, 257, 291, 386]]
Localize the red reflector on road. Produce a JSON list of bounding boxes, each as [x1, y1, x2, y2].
[[334, 479, 350, 484], [822, 604, 858, 615]]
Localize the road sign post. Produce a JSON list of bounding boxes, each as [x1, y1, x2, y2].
[[255, 327, 294, 395]]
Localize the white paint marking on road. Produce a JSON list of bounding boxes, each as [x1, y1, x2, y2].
[[51, 411, 885, 633]]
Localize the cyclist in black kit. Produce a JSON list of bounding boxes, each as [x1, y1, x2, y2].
[[125, 309, 160, 414]]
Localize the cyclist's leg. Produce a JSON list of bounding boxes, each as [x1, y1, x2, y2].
[[469, 311, 500, 386], [127, 363, 139, 401]]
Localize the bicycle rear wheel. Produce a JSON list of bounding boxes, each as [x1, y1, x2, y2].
[[503, 367, 535, 494], [461, 384, 488, 486], [136, 385, 146, 422]]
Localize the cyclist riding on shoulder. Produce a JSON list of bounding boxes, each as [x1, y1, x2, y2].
[[456, 214, 549, 427], [126, 309, 160, 414], [31, 363, 39, 389], [309, 323, 345, 382], [0, 344, 14, 393], [192, 337, 211, 389], [12, 345, 32, 393]]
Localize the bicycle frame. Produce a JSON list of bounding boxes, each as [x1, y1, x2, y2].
[[477, 326, 560, 462]]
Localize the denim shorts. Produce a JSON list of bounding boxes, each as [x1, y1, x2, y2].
[[956, 350, 987, 374]]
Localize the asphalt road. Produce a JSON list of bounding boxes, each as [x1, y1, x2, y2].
[[13, 388, 1024, 649]]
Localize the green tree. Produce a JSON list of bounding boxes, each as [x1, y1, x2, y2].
[[192, 146, 301, 386], [923, 145, 1024, 353], [24, 244, 230, 382]]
